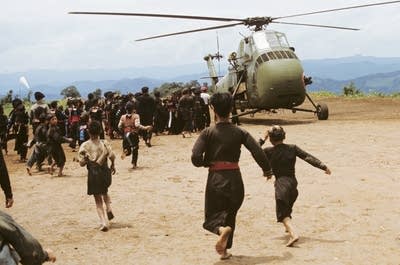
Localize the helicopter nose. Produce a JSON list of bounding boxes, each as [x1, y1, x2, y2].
[[253, 58, 306, 108]]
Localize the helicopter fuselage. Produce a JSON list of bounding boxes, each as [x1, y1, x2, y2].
[[210, 30, 306, 111]]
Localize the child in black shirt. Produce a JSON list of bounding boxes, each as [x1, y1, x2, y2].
[[260, 125, 331, 247]]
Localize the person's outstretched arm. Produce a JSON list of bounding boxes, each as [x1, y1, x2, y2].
[[295, 145, 331, 174], [243, 130, 273, 178]]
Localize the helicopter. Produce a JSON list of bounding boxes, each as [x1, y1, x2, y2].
[[70, 1, 400, 120]]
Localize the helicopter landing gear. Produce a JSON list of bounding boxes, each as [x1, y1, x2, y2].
[[316, 103, 329, 120], [303, 93, 329, 120]]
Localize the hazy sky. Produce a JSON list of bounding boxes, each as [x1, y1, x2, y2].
[[1, 0, 399, 73]]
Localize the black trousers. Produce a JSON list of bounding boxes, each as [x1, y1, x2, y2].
[[203, 169, 244, 249], [122, 132, 139, 166]]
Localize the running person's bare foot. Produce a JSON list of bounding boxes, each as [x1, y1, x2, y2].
[[216, 226, 232, 255], [220, 251, 232, 260], [26, 167, 32, 176], [121, 149, 128, 160], [286, 234, 299, 247]]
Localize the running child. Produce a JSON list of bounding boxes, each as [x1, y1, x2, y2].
[[47, 114, 72, 176], [78, 120, 116, 232], [260, 125, 331, 247]]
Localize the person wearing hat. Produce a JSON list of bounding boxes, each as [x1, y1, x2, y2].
[[259, 125, 331, 247], [30, 91, 49, 134]]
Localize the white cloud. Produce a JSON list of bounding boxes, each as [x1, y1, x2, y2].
[[1, 0, 400, 72]]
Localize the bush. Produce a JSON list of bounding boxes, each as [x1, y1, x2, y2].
[[343, 82, 362, 96]]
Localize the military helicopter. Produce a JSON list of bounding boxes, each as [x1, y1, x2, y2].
[[70, 1, 400, 120]]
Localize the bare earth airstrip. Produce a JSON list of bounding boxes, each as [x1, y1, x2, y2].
[[3, 97, 400, 265]]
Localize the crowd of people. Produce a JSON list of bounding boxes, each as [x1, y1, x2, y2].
[[0, 87, 332, 263], [0, 85, 213, 174]]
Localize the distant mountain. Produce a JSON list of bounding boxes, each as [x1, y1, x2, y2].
[[303, 55, 400, 80], [1, 55, 400, 99], [308, 71, 400, 94]]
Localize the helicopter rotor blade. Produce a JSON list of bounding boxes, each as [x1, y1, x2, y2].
[[271, 21, 360, 31], [69, 11, 245, 23], [273, 0, 400, 20], [135, 22, 243, 41]]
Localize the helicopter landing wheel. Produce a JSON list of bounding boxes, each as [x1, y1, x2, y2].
[[316, 103, 329, 120]]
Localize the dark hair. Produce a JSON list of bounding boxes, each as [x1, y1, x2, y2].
[[268, 125, 286, 142], [88, 120, 102, 136], [125, 102, 135, 112], [210, 92, 233, 118], [50, 101, 58, 109], [34, 91, 45, 101], [39, 113, 47, 122], [80, 112, 89, 123], [141, 86, 149, 93]]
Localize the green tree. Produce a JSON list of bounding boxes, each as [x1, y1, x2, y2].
[[343, 82, 362, 96], [186, 80, 200, 88], [60, 86, 81, 99]]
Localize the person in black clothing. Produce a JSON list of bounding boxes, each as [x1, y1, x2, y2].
[[136, 87, 155, 147], [153, 91, 168, 135], [191, 92, 272, 260], [47, 114, 72, 176], [0, 105, 8, 154], [49, 101, 67, 137], [11, 103, 29, 162], [0, 146, 13, 208], [192, 88, 206, 132], [0, 210, 56, 264], [26, 113, 48, 175], [178, 88, 194, 138], [89, 99, 105, 139], [260, 125, 331, 247]]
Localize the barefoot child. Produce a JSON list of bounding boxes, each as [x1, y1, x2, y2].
[[78, 120, 116, 231], [191, 93, 272, 260], [47, 114, 72, 176], [259, 125, 331, 247]]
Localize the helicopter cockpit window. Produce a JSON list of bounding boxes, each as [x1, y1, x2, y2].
[[275, 32, 290, 48], [255, 31, 290, 50], [253, 31, 270, 50]]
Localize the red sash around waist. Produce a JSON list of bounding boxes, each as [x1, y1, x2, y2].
[[209, 161, 239, 171]]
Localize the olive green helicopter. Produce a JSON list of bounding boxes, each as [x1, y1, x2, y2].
[[70, 0, 400, 120]]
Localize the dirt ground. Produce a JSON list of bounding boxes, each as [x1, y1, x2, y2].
[[3, 97, 400, 265]]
